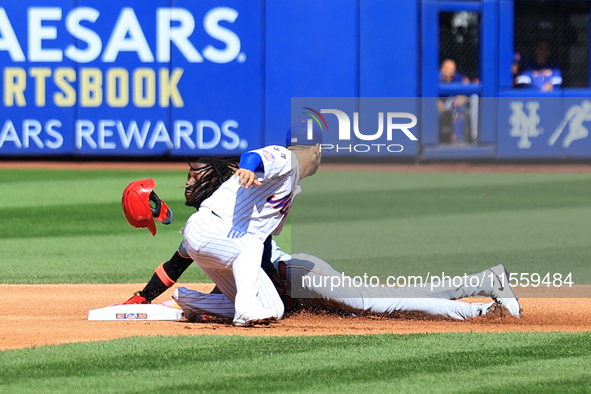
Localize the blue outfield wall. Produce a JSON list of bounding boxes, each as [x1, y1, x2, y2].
[[1, 0, 591, 160], [264, 0, 360, 148]]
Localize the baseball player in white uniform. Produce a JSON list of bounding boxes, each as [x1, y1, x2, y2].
[[180, 122, 322, 326], [120, 151, 521, 322], [174, 240, 521, 321]]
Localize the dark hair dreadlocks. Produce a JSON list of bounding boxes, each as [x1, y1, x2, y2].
[[184, 156, 239, 209]]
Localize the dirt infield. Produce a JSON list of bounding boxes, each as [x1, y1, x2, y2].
[[1, 283, 590, 350]]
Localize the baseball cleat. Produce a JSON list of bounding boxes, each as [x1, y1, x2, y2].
[[183, 310, 210, 323], [233, 308, 278, 327], [488, 264, 522, 318], [233, 316, 276, 327]]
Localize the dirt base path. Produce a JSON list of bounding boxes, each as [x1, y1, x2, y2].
[[1, 284, 590, 351]]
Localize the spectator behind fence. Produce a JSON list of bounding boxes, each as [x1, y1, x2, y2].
[[440, 58, 470, 84], [438, 59, 478, 144], [515, 40, 563, 92]]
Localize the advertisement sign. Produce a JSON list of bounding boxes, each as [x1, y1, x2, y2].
[[0, 1, 264, 156]]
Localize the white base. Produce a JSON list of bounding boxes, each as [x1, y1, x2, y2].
[[88, 304, 183, 321]]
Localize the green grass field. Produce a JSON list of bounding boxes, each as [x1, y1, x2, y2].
[[293, 171, 591, 283], [1, 332, 590, 393], [1, 167, 590, 392]]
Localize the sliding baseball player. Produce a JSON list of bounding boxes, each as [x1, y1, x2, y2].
[[174, 240, 521, 321], [122, 123, 520, 323]]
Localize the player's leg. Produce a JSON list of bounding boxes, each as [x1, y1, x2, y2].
[[173, 286, 235, 319], [403, 264, 521, 317], [288, 254, 494, 320], [231, 235, 283, 325], [291, 253, 521, 316], [185, 212, 281, 325], [173, 268, 284, 321], [195, 240, 283, 320], [128, 250, 193, 303], [194, 250, 279, 325], [183, 210, 253, 319], [256, 266, 285, 319], [293, 267, 493, 320], [294, 271, 491, 320], [407, 270, 496, 299], [175, 265, 283, 323], [195, 259, 238, 302], [361, 296, 494, 320]]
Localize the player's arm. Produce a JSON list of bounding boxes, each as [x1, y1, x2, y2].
[[123, 246, 193, 304], [235, 147, 292, 188], [235, 151, 263, 188]]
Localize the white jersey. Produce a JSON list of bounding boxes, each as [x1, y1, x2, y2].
[[201, 145, 301, 240]]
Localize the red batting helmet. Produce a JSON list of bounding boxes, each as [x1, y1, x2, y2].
[[122, 178, 174, 236]]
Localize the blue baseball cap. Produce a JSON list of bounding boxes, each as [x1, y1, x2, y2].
[[286, 121, 323, 146]]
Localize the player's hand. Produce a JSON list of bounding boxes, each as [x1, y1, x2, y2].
[[235, 168, 262, 188]]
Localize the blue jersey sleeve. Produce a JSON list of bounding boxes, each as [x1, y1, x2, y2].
[[239, 151, 265, 174]]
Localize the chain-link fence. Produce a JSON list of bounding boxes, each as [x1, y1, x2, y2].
[[438, 2, 590, 88], [439, 11, 481, 82], [514, 0, 589, 88], [438, 12, 480, 145], [436, 2, 590, 145]]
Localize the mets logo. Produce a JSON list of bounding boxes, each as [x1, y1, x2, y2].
[[509, 101, 542, 149]]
